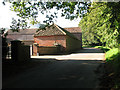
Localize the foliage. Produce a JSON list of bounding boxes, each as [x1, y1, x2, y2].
[[82, 45, 96, 48], [105, 48, 119, 61], [79, 2, 120, 48], [104, 48, 120, 89], [3, 1, 91, 31], [94, 46, 120, 89], [94, 46, 110, 52]]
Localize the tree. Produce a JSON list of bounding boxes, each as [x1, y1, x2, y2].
[[79, 2, 120, 48], [3, 1, 91, 31]]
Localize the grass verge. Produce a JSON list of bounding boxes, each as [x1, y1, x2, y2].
[[83, 45, 120, 89], [95, 46, 120, 89]]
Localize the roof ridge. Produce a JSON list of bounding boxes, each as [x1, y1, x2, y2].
[[34, 24, 65, 36], [54, 24, 66, 35], [64, 27, 80, 28]]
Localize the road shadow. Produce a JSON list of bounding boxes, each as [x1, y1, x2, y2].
[[3, 58, 105, 88], [72, 48, 104, 53], [2, 58, 56, 80]]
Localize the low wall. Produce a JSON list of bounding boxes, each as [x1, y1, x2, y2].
[[38, 46, 62, 55]]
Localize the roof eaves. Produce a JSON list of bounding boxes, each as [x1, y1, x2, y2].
[[54, 24, 66, 35], [58, 26, 81, 41]]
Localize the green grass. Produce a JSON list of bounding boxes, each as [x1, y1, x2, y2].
[[82, 45, 96, 48], [94, 46, 110, 52], [83, 45, 119, 63], [104, 48, 120, 89], [105, 48, 119, 61], [82, 45, 119, 61], [83, 45, 110, 52], [83, 45, 120, 89], [94, 46, 119, 61]]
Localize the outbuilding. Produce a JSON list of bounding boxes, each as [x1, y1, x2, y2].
[[33, 24, 82, 55]]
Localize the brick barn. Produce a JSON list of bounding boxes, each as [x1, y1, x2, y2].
[[6, 24, 82, 55], [33, 24, 82, 55]]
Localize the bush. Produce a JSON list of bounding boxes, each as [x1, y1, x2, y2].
[[105, 48, 119, 61], [105, 48, 120, 89]]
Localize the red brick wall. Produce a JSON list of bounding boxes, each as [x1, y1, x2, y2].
[[34, 35, 66, 48]]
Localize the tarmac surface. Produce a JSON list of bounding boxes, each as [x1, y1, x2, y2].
[[3, 48, 105, 88], [31, 47, 105, 60]]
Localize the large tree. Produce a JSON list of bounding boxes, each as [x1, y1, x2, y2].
[[79, 2, 120, 48], [3, 1, 91, 31]]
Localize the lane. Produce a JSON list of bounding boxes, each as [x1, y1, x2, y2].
[[31, 53, 105, 60], [31, 48, 105, 60], [3, 48, 105, 88], [3, 60, 104, 88]]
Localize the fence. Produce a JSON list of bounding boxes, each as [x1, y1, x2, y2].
[[37, 45, 62, 55]]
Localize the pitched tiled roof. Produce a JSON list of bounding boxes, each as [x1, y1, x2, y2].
[[7, 34, 34, 40], [7, 29, 37, 42], [34, 24, 79, 40], [7, 26, 81, 35], [6, 29, 38, 41], [34, 24, 66, 36], [57, 26, 77, 39], [6, 25, 81, 41], [7, 29, 37, 35], [64, 27, 81, 33]]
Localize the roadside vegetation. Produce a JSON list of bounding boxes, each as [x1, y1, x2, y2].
[[101, 47, 120, 89], [79, 2, 120, 89], [83, 45, 120, 89]]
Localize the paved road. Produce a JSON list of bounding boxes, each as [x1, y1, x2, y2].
[[3, 48, 105, 88], [31, 48, 105, 60]]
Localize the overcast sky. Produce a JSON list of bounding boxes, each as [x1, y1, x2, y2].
[[0, 2, 81, 29]]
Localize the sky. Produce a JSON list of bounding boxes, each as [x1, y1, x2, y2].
[[0, 2, 81, 29]]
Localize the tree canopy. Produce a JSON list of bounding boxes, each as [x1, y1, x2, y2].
[[79, 2, 120, 48], [3, 1, 120, 48], [3, 1, 91, 31]]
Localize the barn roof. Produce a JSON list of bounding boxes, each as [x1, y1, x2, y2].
[[34, 24, 79, 40], [6, 29, 38, 41], [7, 29, 37, 35], [7, 26, 81, 35], [34, 24, 66, 36], [64, 27, 81, 33], [6, 24, 81, 41]]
